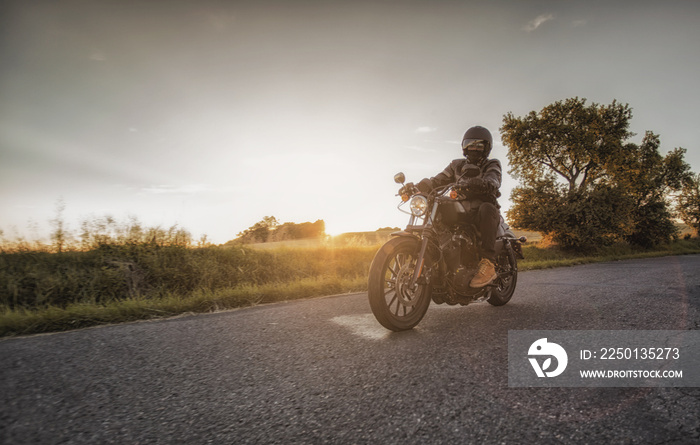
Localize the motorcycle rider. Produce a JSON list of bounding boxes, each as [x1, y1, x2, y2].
[[415, 126, 502, 288]]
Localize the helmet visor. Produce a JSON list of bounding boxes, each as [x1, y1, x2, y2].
[[462, 139, 489, 152]]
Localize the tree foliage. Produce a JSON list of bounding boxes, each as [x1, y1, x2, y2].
[[503, 97, 633, 196], [609, 133, 692, 247], [236, 216, 280, 243], [501, 97, 693, 250], [678, 173, 700, 234], [235, 217, 326, 244]]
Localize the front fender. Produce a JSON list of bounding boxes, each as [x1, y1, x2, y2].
[[391, 231, 420, 240]]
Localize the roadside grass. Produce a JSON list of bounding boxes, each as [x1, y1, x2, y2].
[[0, 276, 368, 336], [519, 238, 700, 270], [2, 238, 699, 338], [0, 244, 376, 337]]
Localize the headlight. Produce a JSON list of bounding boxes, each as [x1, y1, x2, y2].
[[410, 195, 428, 216]]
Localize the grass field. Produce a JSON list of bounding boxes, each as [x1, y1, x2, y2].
[[1, 231, 698, 337], [245, 229, 543, 250]]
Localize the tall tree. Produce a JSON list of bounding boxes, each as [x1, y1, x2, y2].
[[609, 133, 692, 246], [501, 98, 692, 249], [501, 98, 635, 248]]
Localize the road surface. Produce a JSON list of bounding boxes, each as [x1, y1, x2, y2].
[[1, 255, 699, 444]]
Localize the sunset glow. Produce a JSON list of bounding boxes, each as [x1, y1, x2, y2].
[[1, 1, 699, 244]]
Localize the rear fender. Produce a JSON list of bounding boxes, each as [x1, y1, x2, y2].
[[496, 237, 525, 260], [511, 240, 525, 259]]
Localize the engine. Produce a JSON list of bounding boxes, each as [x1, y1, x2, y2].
[[439, 228, 482, 299]]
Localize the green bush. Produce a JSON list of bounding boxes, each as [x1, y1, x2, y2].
[[0, 244, 375, 311]]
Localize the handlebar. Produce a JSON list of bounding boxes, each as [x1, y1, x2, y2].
[[398, 180, 491, 202]]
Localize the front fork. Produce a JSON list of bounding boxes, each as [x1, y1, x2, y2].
[[410, 236, 431, 287]]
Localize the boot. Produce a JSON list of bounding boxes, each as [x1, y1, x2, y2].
[[470, 258, 496, 288]]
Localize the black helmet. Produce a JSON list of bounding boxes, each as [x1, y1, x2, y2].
[[461, 126, 493, 162]]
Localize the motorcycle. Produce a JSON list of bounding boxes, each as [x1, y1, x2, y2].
[[368, 164, 526, 331]]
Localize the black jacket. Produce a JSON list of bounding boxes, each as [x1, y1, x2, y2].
[[418, 158, 502, 203]]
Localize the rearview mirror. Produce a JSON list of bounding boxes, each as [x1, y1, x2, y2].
[[394, 172, 406, 184]]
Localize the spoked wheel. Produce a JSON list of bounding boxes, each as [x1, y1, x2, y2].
[[368, 236, 432, 331], [487, 247, 518, 306]]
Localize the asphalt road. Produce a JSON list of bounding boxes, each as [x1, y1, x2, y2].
[[1, 255, 699, 444]]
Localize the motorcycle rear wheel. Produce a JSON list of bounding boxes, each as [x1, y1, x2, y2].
[[487, 247, 518, 306], [368, 236, 432, 331]]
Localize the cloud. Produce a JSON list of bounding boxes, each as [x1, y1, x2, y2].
[[415, 126, 437, 133], [572, 20, 587, 27], [523, 14, 555, 32]]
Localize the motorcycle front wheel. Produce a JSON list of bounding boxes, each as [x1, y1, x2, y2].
[[368, 236, 432, 331]]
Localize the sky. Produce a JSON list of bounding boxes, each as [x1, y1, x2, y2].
[[1, 0, 699, 244]]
